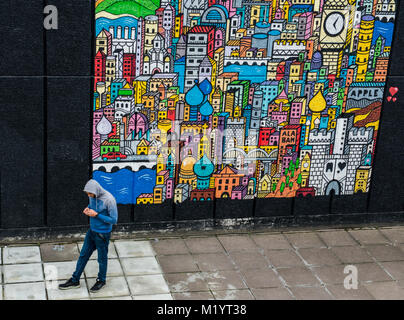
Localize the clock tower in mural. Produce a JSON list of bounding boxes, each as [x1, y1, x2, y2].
[[319, 0, 356, 76]]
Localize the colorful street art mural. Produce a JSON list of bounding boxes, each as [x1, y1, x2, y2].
[[93, 0, 397, 205]]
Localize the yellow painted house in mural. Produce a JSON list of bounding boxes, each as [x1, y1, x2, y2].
[[137, 193, 154, 205], [355, 166, 372, 193], [258, 174, 272, 198], [137, 139, 150, 155]]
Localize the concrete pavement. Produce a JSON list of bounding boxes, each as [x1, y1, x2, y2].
[[1, 225, 404, 300]]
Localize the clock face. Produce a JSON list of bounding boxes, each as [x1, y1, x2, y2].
[[324, 12, 345, 37]]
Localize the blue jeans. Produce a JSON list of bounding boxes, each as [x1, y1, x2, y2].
[[72, 229, 110, 283]]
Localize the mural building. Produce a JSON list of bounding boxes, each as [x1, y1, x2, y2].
[[93, 0, 397, 205]]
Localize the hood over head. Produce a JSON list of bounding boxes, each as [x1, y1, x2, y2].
[[83, 179, 107, 198]]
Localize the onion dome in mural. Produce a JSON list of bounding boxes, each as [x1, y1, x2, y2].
[[194, 154, 215, 190], [199, 100, 214, 116], [185, 80, 204, 106], [193, 154, 215, 179], [180, 150, 197, 177], [199, 78, 213, 96], [309, 89, 327, 113], [311, 51, 322, 70], [96, 115, 112, 135]]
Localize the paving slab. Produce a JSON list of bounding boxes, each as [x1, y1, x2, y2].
[[316, 230, 358, 247], [276, 267, 321, 287], [290, 286, 333, 300], [152, 238, 189, 255], [284, 233, 326, 249], [355, 263, 393, 283], [4, 282, 46, 300], [364, 281, 404, 300], [0, 248, 2, 264], [250, 233, 292, 250], [229, 251, 269, 270], [311, 265, 346, 285], [184, 237, 225, 254], [133, 293, 173, 300], [127, 274, 170, 296], [3, 263, 43, 283], [3, 246, 41, 264], [157, 254, 199, 273], [326, 284, 375, 300], [348, 229, 391, 245], [331, 246, 374, 264], [264, 249, 305, 268], [0, 285, 2, 300], [78, 241, 117, 260], [251, 287, 294, 300], [165, 272, 209, 293], [217, 235, 258, 252], [94, 296, 133, 300], [87, 276, 130, 299], [298, 248, 342, 266], [380, 261, 404, 280], [40, 243, 79, 262], [211, 289, 255, 300], [114, 240, 155, 258], [379, 228, 404, 245], [44, 261, 77, 280], [365, 244, 404, 262], [46, 279, 89, 300], [241, 269, 282, 289], [313, 262, 391, 285], [202, 270, 247, 291], [192, 253, 235, 272], [121, 257, 162, 276], [172, 291, 214, 300], [84, 258, 124, 278]]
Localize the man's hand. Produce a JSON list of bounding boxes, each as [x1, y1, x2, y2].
[[83, 208, 98, 217]]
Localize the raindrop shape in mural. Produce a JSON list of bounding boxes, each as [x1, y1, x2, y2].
[[309, 89, 327, 113], [199, 99, 213, 116], [185, 80, 204, 106], [199, 78, 213, 96], [96, 115, 112, 135]]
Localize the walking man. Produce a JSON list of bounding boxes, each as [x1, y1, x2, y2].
[[59, 179, 118, 292]]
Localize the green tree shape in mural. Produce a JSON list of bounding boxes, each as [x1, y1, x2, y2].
[[297, 173, 302, 186], [270, 157, 303, 197], [280, 182, 286, 195]]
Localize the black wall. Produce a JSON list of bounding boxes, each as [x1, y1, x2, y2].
[[1, 1, 404, 237]]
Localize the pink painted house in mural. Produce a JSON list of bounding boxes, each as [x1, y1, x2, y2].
[[231, 185, 247, 200]]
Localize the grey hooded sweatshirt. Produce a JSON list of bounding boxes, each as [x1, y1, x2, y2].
[[83, 179, 118, 233]]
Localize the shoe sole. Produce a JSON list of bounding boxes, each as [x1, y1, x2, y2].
[[90, 287, 105, 293], [59, 284, 81, 290]]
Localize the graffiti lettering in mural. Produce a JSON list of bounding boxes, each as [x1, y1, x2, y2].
[[92, 0, 396, 205]]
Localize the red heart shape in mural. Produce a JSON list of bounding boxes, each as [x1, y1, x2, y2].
[[389, 87, 399, 96], [393, 97, 397, 102], [387, 96, 392, 102]]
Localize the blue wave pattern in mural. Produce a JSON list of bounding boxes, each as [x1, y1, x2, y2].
[[93, 169, 156, 204]]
